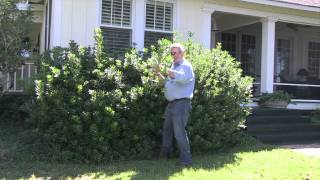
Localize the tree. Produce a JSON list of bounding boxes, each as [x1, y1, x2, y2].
[[0, 0, 33, 91]]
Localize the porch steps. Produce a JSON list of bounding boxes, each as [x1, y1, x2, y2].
[[246, 108, 320, 145]]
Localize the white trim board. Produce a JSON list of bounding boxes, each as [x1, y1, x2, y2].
[[247, 101, 320, 110], [203, 3, 320, 26], [240, 0, 320, 12]]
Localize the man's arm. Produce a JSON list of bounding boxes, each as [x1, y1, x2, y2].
[[169, 65, 194, 84], [157, 71, 166, 81]]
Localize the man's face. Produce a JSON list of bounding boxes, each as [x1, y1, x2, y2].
[[171, 47, 183, 63]]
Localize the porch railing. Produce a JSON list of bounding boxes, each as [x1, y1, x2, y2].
[[251, 81, 320, 100], [274, 83, 320, 100], [0, 63, 37, 93]]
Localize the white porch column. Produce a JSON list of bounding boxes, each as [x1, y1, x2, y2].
[[201, 8, 214, 49], [260, 17, 277, 93], [132, 0, 145, 51], [211, 13, 218, 48], [50, 0, 62, 48]]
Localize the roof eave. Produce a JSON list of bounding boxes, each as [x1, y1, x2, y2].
[[240, 0, 320, 13]]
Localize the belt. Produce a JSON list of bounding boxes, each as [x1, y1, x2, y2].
[[169, 98, 190, 103]]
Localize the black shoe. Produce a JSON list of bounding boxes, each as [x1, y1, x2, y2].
[[175, 162, 192, 168], [159, 147, 169, 160]]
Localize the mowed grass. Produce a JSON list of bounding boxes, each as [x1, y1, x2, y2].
[[0, 122, 319, 180]]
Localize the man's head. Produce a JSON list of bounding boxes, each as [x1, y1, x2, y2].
[[170, 43, 185, 63]]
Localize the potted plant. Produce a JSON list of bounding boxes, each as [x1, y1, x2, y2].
[[259, 91, 292, 108]]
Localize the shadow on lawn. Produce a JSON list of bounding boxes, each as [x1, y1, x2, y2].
[[0, 148, 273, 180], [0, 122, 274, 179]]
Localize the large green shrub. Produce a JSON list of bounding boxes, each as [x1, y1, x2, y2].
[[184, 41, 252, 152], [26, 29, 252, 162], [0, 95, 31, 122]]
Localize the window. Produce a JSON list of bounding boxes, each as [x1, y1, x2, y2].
[[101, 0, 132, 54], [275, 39, 291, 82], [144, 0, 173, 48], [240, 34, 256, 76], [221, 33, 236, 58], [308, 42, 320, 78], [221, 33, 257, 77]]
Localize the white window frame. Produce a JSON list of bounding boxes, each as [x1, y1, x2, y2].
[[274, 36, 294, 81], [275, 32, 295, 75], [307, 41, 320, 78], [98, 0, 177, 50], [100, 0, 133, 29], [302, 35, 320, 79], [99, 0, 134, 53], [240, 33, 257, 77], [220, 32, 237, 58], [144, 0, 175, 33], [219, 31, 259, 80], [238, 31, 260, 81], [143, 0, 176, 48]]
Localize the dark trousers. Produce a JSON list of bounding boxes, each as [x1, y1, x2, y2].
[[162, 98, 192, 165]]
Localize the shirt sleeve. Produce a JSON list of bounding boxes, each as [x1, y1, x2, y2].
[[171, 64, 194, 85]]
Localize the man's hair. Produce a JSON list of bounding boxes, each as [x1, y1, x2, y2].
[[170, 43, 185, 53]]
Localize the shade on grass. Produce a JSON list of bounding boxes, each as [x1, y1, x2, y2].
[[1, 147, 319, 179], [0, 122, 319, 179]]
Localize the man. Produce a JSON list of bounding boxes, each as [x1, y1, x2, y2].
[[156, 43, 195, 167]]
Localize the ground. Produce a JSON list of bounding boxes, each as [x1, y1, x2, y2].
[[281, 143, 320, 158]]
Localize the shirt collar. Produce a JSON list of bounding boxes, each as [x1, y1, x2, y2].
[[174, 59, 184, 67]]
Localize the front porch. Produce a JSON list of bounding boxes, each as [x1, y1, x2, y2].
[[205, 7, 320, 108]]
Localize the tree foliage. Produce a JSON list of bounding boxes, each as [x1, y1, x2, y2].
[[26, 29, 253, 162], [0, 0, 33, 73]]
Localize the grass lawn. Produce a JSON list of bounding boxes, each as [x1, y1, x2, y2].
[[0, 122, 319, 180]]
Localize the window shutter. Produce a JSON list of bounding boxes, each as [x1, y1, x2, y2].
[[145, 1, 155, 29], [164, 4, 173, 31], [145, 0, 173, 48], [122, 0, 131, 26], [155, 1, 164, 30], [101, 27, 132, 54], [101, 0, 112, 25], [144, 31, 172, 48], [101, 0, 132, 27], [101, 0, 132, 55], [145, 0, 173, 31]]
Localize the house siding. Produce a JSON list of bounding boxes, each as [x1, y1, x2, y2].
[[5, 0, 318, 108], [176, 0, 205, 43], [54, 0, 98, 48], [49, 0, 319, 49]]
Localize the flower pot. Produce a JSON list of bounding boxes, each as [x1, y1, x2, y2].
[[260, 100, 289, 108]]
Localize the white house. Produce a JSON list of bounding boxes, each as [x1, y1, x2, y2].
[[6, 0, 320, 109]]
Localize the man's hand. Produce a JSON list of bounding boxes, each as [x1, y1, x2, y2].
[[153, 63, 161, 73], [152, 64, 165, 80], [167, 69, 175, 79]]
